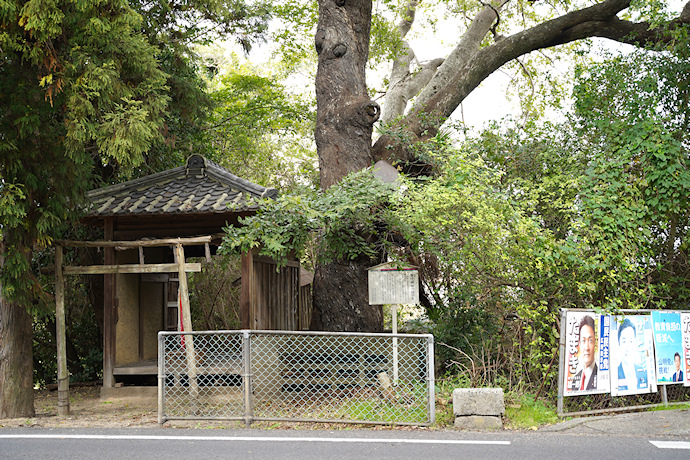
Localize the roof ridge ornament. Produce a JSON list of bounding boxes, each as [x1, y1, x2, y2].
[[186, 154, 206, 177]]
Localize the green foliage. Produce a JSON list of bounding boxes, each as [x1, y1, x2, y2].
[[220, 168, 398, 265], [435, 43, 690, 394], [188, 256, 242, 330], [504, 393, 559, 429], [205, 60, 317, 189], [130, 0, 271, 51], [368, 11, 406, 68], [428, 297, 499, 373], [433, 373, 472, 426], [337, 396, 429, 423], [270, 0, 318, 70], [477, 120, 585, 239], [33, 270, 103, 387], [572, 49, 690, 305], [117, 0, 273, 180], [1, 0, 172, 304]]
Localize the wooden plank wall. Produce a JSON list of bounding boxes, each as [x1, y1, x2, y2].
[[299, 284, 312, 330], [251, 256, 300, 330]]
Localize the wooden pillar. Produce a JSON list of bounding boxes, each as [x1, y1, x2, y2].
[[55, 245, 70, 415], [175, 243, 198, 398], [103, 218, 116, 387], [240, 251, 254, 329]]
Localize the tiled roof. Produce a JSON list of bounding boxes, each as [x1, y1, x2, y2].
[[85, 155, 278, 218]]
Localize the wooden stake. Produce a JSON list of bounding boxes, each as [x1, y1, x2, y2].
[[55, 245, 70, 415], [377, 372, 396, 402], [175, 244, 198, 401], [103, 218, 115, 388]]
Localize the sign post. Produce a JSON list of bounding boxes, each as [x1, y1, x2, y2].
[[368, 263, 419, 385]]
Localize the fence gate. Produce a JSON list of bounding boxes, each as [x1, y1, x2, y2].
[[158, 330, 435, 426]]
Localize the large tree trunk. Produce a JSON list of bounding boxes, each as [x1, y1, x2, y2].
[[315, 0, 380, 189], [0, 247, 35, 418], [310, 260, 383, 332], [312, 0, 382, 332]]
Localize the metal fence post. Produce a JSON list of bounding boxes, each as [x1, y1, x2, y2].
[[392, 306, 399, 385], [427, 334, 436, 425], [557, 308, 566, 417], [157, 332, 165, 426], [243, 330, 253, 428]]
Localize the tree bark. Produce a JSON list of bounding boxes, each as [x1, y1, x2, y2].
[[0, 245, 35, 418], [413, 0, 509, 110], [313, 0, 383, 332], [310, 260, 383, 332], [315, 0, 380, 190]]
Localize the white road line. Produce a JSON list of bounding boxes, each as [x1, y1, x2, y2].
[[0, 434, 510, 445], [649, 441, 690, 450]]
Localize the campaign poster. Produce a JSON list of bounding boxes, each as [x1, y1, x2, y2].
[[651, 311, 684, 384], [681, 312, 690, 387], [609, 316, 656, 396], [563, 311, 610, 396]]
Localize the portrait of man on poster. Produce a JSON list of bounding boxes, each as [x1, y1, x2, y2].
[[672, 352, 684, 382], [571, 315, 598, 391], [616, 318, 648, 391]]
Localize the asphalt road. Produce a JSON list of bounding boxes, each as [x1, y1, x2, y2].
[[1, 428, 689, 460]]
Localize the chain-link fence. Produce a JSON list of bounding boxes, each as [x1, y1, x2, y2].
[[158, 330, 435, 426], [557, 309, 690, 417], [559, 384, 690, 416]]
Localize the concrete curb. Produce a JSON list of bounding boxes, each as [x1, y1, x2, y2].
[[538, 408, 690, 436]]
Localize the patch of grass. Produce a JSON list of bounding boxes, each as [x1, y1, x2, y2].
[[504, 393, 558, 429], [432, 374, 471, 427], [339, 399, 428, 423], [434, 400, 454, 427], [645, 402, 690, 412]]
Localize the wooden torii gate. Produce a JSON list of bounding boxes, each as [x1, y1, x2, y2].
[[53, 236, 212, 415]]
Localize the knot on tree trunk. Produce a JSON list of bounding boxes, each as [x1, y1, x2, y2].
[[346, 97, 380, 127], [335, 0, 346, 6], [315, 30, 326, 54], [314, 34, 349, 60], [332, 43, 348, 57]]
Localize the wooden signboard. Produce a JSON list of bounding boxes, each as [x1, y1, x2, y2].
[[367, 263, 419, 305]]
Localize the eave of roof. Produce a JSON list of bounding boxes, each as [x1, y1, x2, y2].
[[85, 155, 278, 220]]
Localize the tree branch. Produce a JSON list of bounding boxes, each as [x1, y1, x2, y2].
[[381, 0, 507, 127], [379, 0, 424, 126], [373, 0, 690, 164]]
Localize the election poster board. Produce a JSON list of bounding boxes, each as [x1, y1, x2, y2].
[[609, 316, 656, 396], [682, 312, 690, 387], [651, 311, 684, 385], [563, 311, 610, 396]]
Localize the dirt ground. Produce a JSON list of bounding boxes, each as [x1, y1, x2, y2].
[[0, 386, 162, 429], [0, 386, 437, 431]]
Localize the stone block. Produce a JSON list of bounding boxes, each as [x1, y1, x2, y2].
[[454, 415, 503, 430], [452, 388, 505, 416]]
